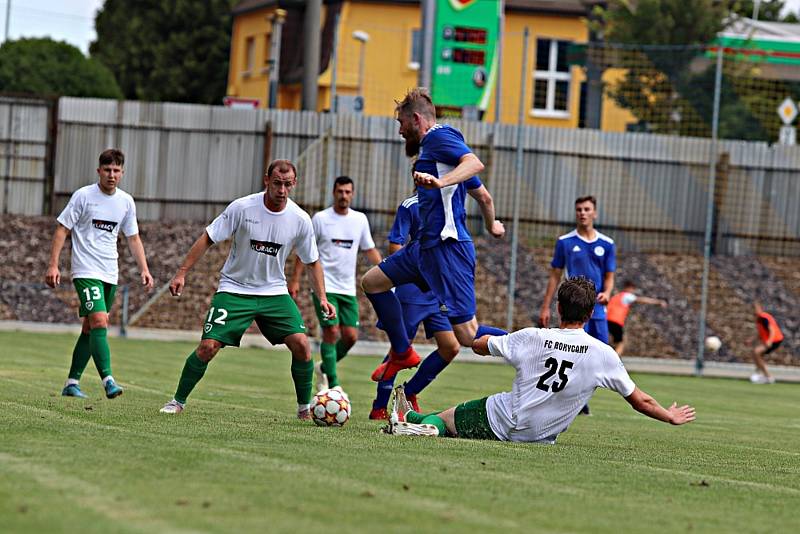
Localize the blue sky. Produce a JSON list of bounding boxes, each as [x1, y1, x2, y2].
[[2, 0, 800, 56]]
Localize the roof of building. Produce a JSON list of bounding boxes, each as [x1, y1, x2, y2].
[[232, 0, 600, 17], [721, 16, 800, 42]]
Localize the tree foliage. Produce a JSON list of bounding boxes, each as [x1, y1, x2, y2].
[[595, 0, 800, 141], [0, 38, 122, 98], [90, 0, 237, 104]]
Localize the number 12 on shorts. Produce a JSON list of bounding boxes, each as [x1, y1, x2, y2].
[[206, 307, 228, 325]]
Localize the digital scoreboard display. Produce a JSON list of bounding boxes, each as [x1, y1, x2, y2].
[[431, 0, 500, 118]]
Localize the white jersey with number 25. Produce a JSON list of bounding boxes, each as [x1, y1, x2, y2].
[[486, 327, 635, 444]]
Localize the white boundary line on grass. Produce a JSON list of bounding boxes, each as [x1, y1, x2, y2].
[[2, 320, 800, 383]]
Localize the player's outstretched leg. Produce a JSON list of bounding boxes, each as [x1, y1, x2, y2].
[[160, 340, 220, 414], [86, 312, 122, 399]]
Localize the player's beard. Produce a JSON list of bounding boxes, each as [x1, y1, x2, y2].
[[405, 137, 420, 157]]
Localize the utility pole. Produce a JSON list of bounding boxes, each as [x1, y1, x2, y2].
[[4, 0, 11, 42], [302, 0, 322, 110], [419, 0, 435, 89]]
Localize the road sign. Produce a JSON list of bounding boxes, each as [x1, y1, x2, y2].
[[779, 125, 796, 145], [777, 97, 797, 125]]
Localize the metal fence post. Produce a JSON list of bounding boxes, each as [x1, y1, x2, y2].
[[506, 27, 529, 332], [120, 285, 129, 337], [696, 47, 724, 375], [326, 11, 341, 194]]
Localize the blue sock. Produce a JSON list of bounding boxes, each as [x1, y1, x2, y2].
[[373, 355, 395, 409], [404, 351, 448, 396], [475, 324, 508, 338], [366, 291, 409, 352]]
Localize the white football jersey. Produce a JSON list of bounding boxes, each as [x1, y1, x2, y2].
[[206, 194, 318, 296], [56, 183, 139, 285], [311, 207, 375, 296], [486, 327, 636, 444]]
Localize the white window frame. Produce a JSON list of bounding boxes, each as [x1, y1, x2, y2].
[[243, 36, 255, 77], [532, 39, 571, 119]]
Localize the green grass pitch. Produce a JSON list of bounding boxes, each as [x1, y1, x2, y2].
[[0, 331, 797, 533]]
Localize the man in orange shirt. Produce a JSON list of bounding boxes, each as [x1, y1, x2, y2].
[[750, 302, 783, 384], [606, 280, 667, 356]]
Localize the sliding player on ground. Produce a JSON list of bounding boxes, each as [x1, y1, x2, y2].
[[159, 160, 335, 419], [387, 277, 696, 441], [46, 148, 154, 399]]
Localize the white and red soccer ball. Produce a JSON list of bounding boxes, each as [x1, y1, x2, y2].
[[311, 388, 351, 427]]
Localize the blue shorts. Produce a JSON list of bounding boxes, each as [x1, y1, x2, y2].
[[584, 317, 609, 344], [377, 301, 452, 340], [380, 239, 476, 325]]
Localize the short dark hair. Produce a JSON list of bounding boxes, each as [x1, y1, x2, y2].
[[333, 175, 353, 190], [622, 279, 636, 289], [99, 148, 124, 167], [575, 195, 596, 207], [266, 159, 297, 179], [557, 276, 597, 323], [395, 87, 436, 119]]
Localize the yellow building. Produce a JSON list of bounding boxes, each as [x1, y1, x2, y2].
[[227, 0, 635, 131]]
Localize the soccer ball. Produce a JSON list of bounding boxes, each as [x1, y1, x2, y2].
[[705, 336, 722, 352], [311, 388, 351, 427]]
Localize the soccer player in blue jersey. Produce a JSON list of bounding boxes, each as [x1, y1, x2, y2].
[[539, 195, 615, 415], [370, 192, 459, 419], [361, 88, 506, 382]]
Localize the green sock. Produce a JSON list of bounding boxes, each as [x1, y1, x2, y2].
[[291, 359, 314, 404], [335, 339, 350, 362], [406, 409, 440, 423], [67, 333, 92, 380], [89, 328, 112, 379], [174, 351, 208, 404], [320, 342, 339, 388], [420, 414, 448, 436]]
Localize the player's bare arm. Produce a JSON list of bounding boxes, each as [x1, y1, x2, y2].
[[471, 334, 493, 356], [126, 234, 154, 290], [539, 267, 563, 327], [45, 223, 70, 288], [468, 186, 505, 238], [305, 259, 336, 319], [169, 232, 214, 296], [598, 271, 614, 305], [364, 247, 382, 265], [624, 387, 696, 425], [637, 296, 668, 307], [288, 255, 304, 298], [414, 153, 484, 189]]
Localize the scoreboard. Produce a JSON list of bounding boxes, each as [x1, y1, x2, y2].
[[431, 0, 501, 118]]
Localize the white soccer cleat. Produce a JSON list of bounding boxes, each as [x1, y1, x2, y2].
[[750, 373, 769, 384], [390, 422, 439, 437], [159, 399, 184, 414], [315, 362, 329, 393], [391, 385, 413, 423]]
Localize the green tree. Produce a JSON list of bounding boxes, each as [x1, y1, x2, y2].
[[90, 0, 237, 104], [595, 0, 799, 141], [0, 38, 122, 98]]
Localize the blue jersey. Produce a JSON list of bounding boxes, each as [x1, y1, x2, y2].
[[551, 230, 616, 319], [388, 195, 438, 306], [415, 124, 482, 249]]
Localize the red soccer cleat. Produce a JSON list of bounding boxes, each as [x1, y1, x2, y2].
[[370, 346, 421, 382], [369, 407, 388, 420]]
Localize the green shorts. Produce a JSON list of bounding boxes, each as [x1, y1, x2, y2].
[[74, 278, 117, 317], [454, 397, 499, 441], [202, 292, 306, 347], [312, 292, 360, 329]]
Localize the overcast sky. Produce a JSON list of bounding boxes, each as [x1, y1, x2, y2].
[[2, 0, 800, 56]]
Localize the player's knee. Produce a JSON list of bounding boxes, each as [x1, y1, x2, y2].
[[341, 330, 358, 347], [454, 329, 475, 348], [88, 312, 109, 330], [322, 326, 339, 344], [361, 266, 390, 294], [196, 340, 222, 362], [285, 333, 311, 361]]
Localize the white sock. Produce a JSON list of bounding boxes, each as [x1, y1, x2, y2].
[[102, 376, 114, 385], [298, 403, 310, 412], [65, 378, 79, 387]]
